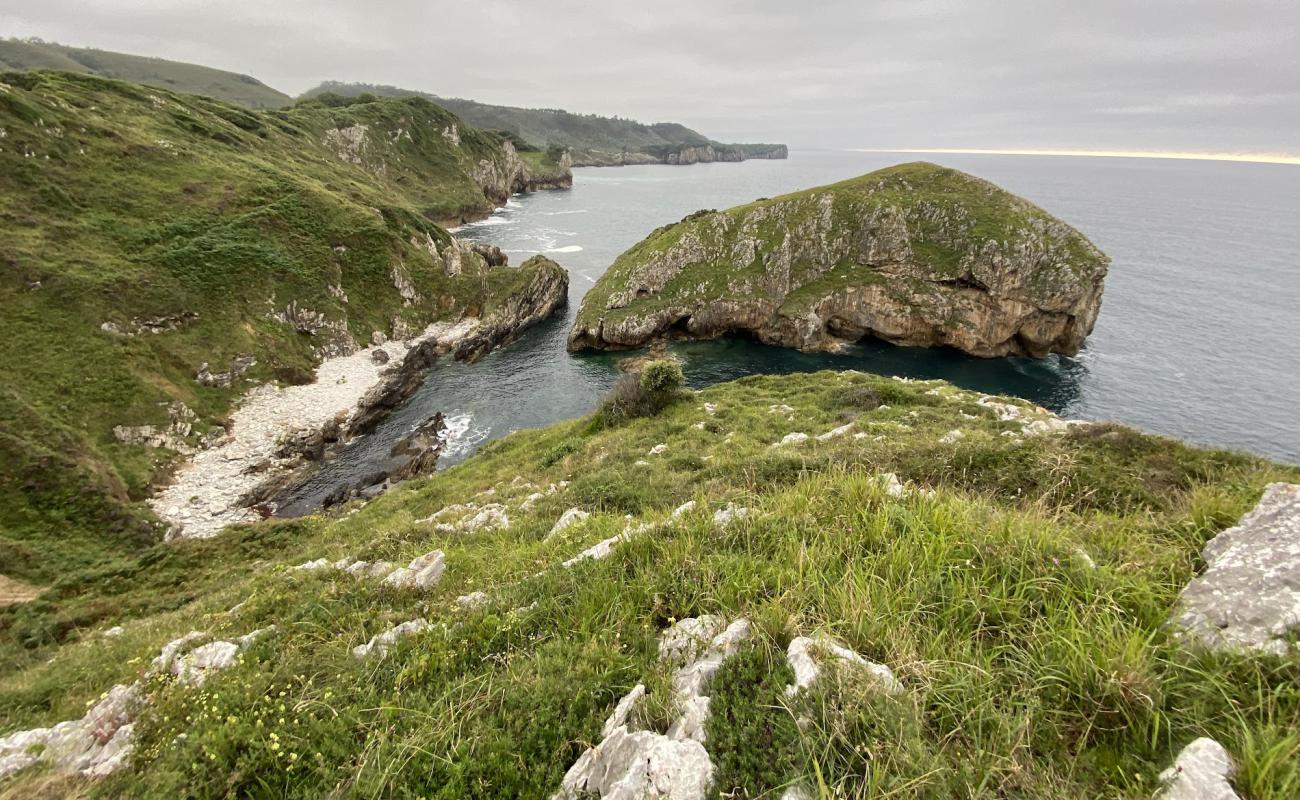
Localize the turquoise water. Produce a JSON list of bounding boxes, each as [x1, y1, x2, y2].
[[276, 151, 1300, 513]]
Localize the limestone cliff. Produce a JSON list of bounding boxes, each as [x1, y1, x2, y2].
[[569, 162, 1108, 358]]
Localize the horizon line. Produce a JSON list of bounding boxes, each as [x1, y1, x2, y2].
[[848, 147, 1300, 166]]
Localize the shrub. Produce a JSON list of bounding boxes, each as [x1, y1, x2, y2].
[[595, 360, 684, 427], [640, 359, 684, 396]]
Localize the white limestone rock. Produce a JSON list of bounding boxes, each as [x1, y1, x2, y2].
[[172, 641, 241, 686], [382, 550, 446, 590], [649, 443, 668, 456], [1170, 483, 1300, 655], [1156, 738, 1240, 800], [671, 501, 696, 520], [712, 504, 750, 527], [815, 423, 854, 441], [550, 508, 591, 537], [785, 635, 902, 697], [456, 591, 490, 609], [353, 618, 430, 658]]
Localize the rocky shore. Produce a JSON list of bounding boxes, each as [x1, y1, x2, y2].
[[153, 258, 568, 540], [569, 162, 1109, 358]]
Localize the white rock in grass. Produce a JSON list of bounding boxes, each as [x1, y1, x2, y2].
[[649, 443, 668, 456], [172, 641, 241, 686], [461, 504, 510, 532], [712, 504, 750, 527], [815, 424, 853, 441], [553, 617, 749, 800], [1156, 738, 1240, 800], [602, 684, 646, 737], [562, 530, 637, 568], [149, 631, 207, 675], [383, 549, 446, 590], [456, 591, 490, 609], [768, 404, 794, 415], [521, 491, 546, 510], [102, 626, 124, 638], [780, 784, 815, 800], [671, 500, 696, 520], [784, 635, 902, 697], [702, 402, 717, 415], [292, 558, 332, 572], [880, 473, 906, 498], [939, 429, 965, 445], [977, 396, 1023, 421], [353, 618, 430, 658], [658, 616, 726, 663], [691, 421, 706, 430], [1022, 417, 1072, 436], [775, 432, 809, 446], [553, 726, 713, 800], [549, 508, 590, 537], [1170, 483, 1300, 655], [0, 684, 142, 779]]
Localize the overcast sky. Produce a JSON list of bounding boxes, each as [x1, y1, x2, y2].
[[4, 0, 1298, 156]]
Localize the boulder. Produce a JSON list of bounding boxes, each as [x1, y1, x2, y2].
[[1170, 483, 1300, 655]]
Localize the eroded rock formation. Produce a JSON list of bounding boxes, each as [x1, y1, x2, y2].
[[569, 162, 1108, 358]]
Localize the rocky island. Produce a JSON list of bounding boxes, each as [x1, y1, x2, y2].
[[568, 162, 1109, 357]]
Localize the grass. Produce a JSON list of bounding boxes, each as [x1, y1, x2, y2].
[[0, 39, 292, 109], [0, 70, 568, 585], [571, 162, 1109, 340], [0, 369, 1296, 798]]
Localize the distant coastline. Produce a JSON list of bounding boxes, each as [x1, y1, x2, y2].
[[851, 147, 1300, 166]]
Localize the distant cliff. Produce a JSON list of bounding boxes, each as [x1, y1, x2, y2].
[[303, 81, 788, 167]]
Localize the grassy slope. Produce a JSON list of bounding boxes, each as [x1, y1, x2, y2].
[[302, 81, 782, 157], [575, 162, 1108, 331], [0, 70, 557, 586], [0, 40, 291, 109], [0, 371, 1296, 798]]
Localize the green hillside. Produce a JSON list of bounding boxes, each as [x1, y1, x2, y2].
[[0, 70, 568, 589], [1, 369, 1296, 797], [303, 81, 788, 164], [0, 38, 292, 109]]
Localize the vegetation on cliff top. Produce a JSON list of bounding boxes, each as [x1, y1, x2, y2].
[[0, 38, 292, 109], [302, 81, 786, 163], [1, 369, 1297, 798], [0, 70, 565, 588]]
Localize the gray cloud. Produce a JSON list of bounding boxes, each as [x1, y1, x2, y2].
[[4, 0, 1298, 154]]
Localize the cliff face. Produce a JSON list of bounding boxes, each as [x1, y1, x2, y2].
[[569, 162, 1108, 358]]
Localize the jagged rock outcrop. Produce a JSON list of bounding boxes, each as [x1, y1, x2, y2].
[[1169, 482, 1300, 655], [569, 162, 1108, 358]]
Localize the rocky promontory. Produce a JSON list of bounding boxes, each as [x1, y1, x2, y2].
[[568, 162, 1109, 358]]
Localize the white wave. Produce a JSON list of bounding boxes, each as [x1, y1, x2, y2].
[[547, 245, 584, 253], [459, 216, 517, 228], [438, 412, 491, 460], [541, 209, 589, 215]]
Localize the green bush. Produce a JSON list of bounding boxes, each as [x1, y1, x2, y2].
[[639, 359, 684, 396], [596, 359, 685, 427]]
